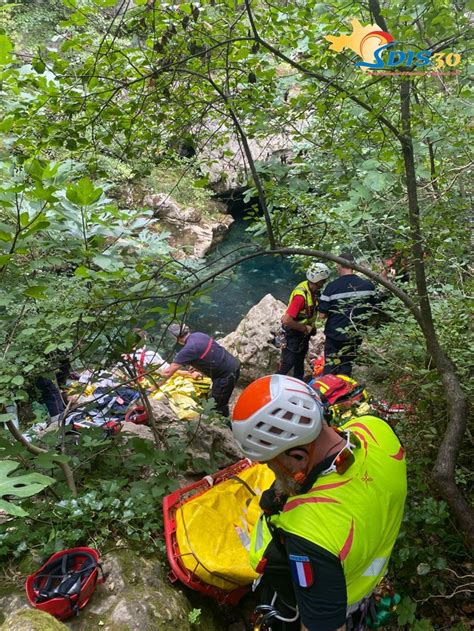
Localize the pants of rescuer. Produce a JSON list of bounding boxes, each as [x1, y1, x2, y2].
[[323, 336, 362, 378], [210, 367, 240, 417], [277, 328, 310, 381]]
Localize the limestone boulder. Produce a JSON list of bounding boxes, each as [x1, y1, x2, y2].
[[218, 293, 284, 384], [195, 125, 300, 194], [0, 590, 29, 628], [121, 399, 243, 474], [142, 192, 234, 259], [219, 294, 325, 385], [163, 420, 243, 472], [0, 609, 68, 631]]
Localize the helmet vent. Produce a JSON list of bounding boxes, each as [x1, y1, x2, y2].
[[268, 425, 283, 435], [288, 395, 314, 410]]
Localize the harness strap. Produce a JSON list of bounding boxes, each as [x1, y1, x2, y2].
[[199, 337, 213, 360]]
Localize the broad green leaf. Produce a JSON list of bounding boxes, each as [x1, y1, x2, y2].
[[0, 498, 27, 517], [0, 413, 15, 424], [92, 254, 124, 271], [66, 177, 103, 206], [0, 460, 54, 517], [24, 158, 45, 181], [33, 59, 46, 74], [0, 116, 14, 132], [74, 266, 92, 277], [23, 285, 48, 299], [0, 34, 13, 65], [397, 596, 417, 626], [22, 220, 51, 239]]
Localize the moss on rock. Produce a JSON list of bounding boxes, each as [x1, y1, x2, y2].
[[0, 608, 68, 631], [65, 549, 224, 631]]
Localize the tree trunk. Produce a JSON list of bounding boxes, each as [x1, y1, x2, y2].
[[399, 79, 473, 548]]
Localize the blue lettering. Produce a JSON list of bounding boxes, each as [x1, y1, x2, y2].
[[387, 50, 406, 66], [355, 42, 395, 69], [414, 50, 432, 66], [405, 51, 415, 66]]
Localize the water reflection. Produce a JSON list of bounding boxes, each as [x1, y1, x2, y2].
[[186, 217, 301, 336]]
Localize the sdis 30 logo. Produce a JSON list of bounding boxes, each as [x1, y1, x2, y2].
[[325, 19, 462, 73]]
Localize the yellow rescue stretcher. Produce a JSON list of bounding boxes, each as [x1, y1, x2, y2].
[[163, 459, 275, 604]]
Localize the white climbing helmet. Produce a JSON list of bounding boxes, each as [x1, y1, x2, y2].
[[306, 262, 330, 284], [231, 375, 324, 462]]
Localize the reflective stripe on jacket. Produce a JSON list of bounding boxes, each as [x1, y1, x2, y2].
[[249, 513, 273, 572], [250, 416, 407, 606], [288, 281, 317, 326]]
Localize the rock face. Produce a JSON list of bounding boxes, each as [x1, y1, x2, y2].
[[68, 550, 223, 631], [119, 406, 243, 475], [219, 293, 325, 385], [130, 399, 244, 472], [196, 125, 300, 194], [142, 192, 234, 259]]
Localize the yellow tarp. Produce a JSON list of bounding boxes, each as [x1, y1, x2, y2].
[[149, 374, 212, 420], [175, 464, 275, 591]]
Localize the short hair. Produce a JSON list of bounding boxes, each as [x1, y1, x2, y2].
[[168, 323, 190, 338], [339, 250, 356, 265]]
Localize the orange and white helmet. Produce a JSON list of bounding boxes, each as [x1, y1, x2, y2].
[[232, 375, 324, 462]]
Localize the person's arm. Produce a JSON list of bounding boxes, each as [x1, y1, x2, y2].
[[283, 295, 311, 334], [318, 291, 330, 321], [152, 362, 182, 390], [282, 312, 312, 334], [176, 369, 202, 378], [285, 532, 347, 631]]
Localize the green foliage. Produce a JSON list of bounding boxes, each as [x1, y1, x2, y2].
[[0, 153, 173, 406], [146, 165, 223, 219], [397, 596, 417, 626], [0, 417, 222, 560], [0, 460, 54, 517], [2, 0, 69, 51], [188, 608, 202, 625]]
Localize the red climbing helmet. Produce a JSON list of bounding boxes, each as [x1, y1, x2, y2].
[[124, 405, 149, 425], [25, 547, 105, 620]]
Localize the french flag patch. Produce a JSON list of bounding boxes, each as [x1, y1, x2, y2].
[[289, 554, 314, 588]]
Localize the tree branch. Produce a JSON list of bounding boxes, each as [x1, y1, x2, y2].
[[243, 0, 401, 140]]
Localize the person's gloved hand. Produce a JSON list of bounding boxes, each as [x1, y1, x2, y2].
[[260, 482, 287, 515]]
